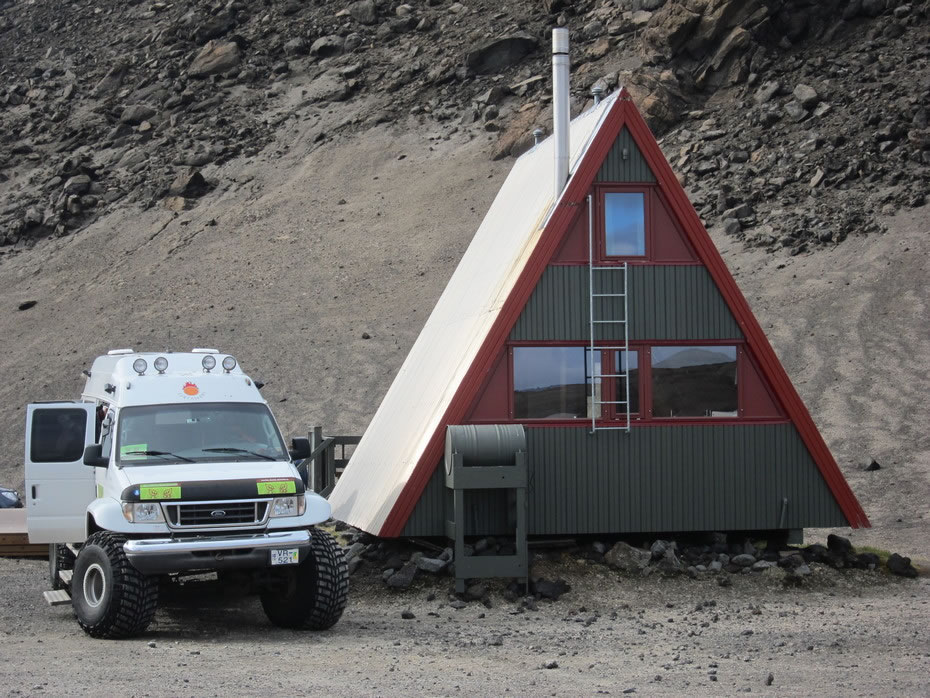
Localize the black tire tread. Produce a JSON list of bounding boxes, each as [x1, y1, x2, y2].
[[49, 543, 76, 590], [303, 529, 349, 630], [73, 532, 158, 639], [260, 528, 349, 631]]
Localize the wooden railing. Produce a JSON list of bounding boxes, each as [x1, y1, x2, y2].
[[299, 426, 361, 497]]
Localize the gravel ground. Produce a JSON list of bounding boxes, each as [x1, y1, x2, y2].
[[1, 553, 927, 697]]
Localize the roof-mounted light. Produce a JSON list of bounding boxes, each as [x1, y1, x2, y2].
[[202, 355, 216, 372], [154, 356, 168, 374], [222, 356, 237, 373], [132, 358, 147, 375]]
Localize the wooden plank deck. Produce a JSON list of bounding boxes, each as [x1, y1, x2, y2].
[[0, 509, 46, 557]]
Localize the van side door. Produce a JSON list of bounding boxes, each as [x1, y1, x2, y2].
[[25, 403, 97, 544]]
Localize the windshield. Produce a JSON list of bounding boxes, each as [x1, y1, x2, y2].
[[116, 403, 289, 466]]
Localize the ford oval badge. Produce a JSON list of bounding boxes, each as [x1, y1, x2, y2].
[[210, 510, 227, 518]]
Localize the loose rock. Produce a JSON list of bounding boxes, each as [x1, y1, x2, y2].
[[188, 40, 241, 77]]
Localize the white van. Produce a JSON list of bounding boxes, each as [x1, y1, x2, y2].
[[25, 349, 348, 638]]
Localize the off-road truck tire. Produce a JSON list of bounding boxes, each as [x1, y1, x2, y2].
[[261, 528, 349, 630], [49, 543, 75, 590], [71, 532, 159, 639]]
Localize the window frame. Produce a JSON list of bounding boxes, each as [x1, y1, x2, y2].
[[502, 341, 767, 426], [29, 407, 89, 463], [596, 184, 652, 262], [508, 342, 643, 424], [646, 343, 739, 420]]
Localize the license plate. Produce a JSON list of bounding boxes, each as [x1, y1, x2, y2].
[[270, 548, 300, 565]]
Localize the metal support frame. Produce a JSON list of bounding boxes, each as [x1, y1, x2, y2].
[[587, 193, 631, 433], [444, 449, 527, 594]]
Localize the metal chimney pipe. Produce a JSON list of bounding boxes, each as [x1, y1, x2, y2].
[[592, 85, 604, 106], [552, 28, 570, 198], [533, 128, 544, 145]]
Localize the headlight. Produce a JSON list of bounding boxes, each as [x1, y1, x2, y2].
[[271, 496, 305, 518], [222, 356, 237, 372], [201, 355, 216, 371], [132, 358, 147, 375], [122, 502, 164, 523], [154, 356, 168, 373]]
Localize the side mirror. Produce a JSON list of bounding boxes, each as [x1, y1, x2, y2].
[[289, 436, 311, 460], [83, 444, 109, 467]]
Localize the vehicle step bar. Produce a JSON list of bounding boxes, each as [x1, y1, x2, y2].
[[43, 590, 71, 606]]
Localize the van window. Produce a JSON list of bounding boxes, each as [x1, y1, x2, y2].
[[31, 409, 87, 462]]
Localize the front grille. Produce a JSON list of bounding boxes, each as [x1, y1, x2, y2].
[[163, 500, 269, 529]]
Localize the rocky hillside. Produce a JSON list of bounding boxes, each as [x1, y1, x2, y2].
[[0, 1, 928, 555], [1, 0, 927, 255]]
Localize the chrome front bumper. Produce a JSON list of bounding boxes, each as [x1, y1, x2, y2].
[[123, 529, 311, 574]]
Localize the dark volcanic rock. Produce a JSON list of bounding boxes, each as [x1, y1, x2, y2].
[[311, 35, 343, 57], [188, 40, 241, 77], [167, 169, 208, 198], [386, 560, 418, 588], [827, 534, 854, 556], [349, 0, 378, 25], [886, 553, 918, 578], [604, 541, 651, 574], [465, 35, 537, 75], [120, 104, 156, 125], [0, 0, 921, 255], [62, 175, 91, 196], [532, 577, 570, 600], [854, 552, 880, 570]]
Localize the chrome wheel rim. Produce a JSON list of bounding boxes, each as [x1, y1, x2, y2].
[[83, 563, 106, 608]]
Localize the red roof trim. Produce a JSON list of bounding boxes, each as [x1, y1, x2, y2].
[[378, 96, 630, 537], [379, 91, 868, 536], [621, 98, 869, 528]]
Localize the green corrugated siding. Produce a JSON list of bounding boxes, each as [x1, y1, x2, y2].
[[402, 470, 511, 537], [510, 265, 743, 341], [596, 127, 656, 183], [401, 424, 847, 537]]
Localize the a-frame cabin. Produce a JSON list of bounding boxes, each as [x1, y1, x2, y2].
[[329, 89, 869, 545]]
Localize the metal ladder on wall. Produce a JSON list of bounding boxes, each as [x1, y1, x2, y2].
[[587, 194, 632, 433]]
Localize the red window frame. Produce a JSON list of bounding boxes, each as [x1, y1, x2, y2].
[[495, 341, 784, 427], [644, 342, 740, 420], [596, 184, 653, 263], [507, 341, 642, 425]]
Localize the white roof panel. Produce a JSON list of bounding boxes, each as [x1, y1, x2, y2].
[[329, 94, 618, 533]]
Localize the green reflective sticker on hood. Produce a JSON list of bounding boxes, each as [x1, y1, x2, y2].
[[257, 480, 297, 495], [140, 483, 181, 500]]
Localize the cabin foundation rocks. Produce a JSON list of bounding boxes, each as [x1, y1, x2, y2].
[[334, 524, 920, 603]]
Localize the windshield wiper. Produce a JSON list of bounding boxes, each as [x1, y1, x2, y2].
[[122, 450, 194, 463], [201, 447, 276, 461]]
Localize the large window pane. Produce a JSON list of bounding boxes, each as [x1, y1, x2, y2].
[[30, 408, 87, 462], [514, 347, 599, 419], [651, 346, 737, 418], [116, 403, 289, 465], [605, 192, 645, 256], [614, 350, 640, 414]]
